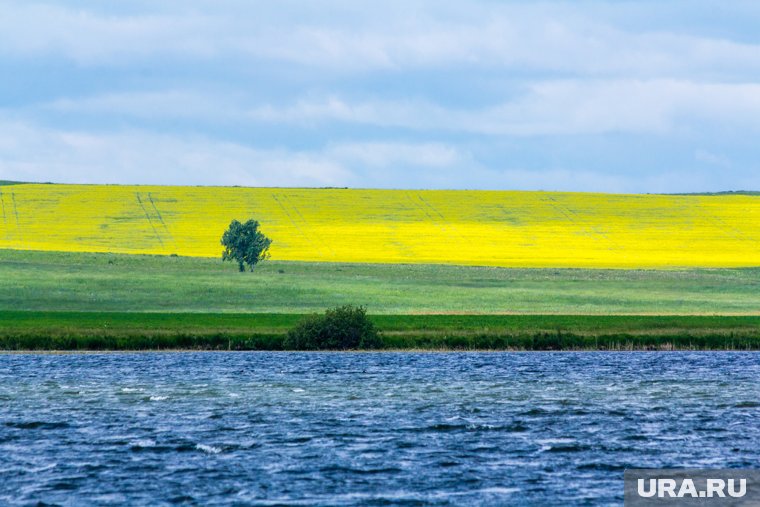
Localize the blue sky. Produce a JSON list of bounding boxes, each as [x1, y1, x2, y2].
[[1, 1, 759, 192]]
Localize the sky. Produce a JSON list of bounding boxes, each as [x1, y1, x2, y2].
[[1, 1, 760, 193]]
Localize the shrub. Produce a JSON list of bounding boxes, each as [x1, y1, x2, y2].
[[283, 305, 382, 350]]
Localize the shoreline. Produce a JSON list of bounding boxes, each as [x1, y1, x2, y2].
[[3, 348, 760, 354]]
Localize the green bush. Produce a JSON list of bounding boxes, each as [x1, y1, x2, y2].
[[283, 305, 382, 350]]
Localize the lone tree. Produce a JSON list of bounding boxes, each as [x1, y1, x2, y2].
[[221, 219, 272, 272]]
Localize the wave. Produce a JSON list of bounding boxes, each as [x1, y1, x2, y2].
[[196, 443, 222, 454]]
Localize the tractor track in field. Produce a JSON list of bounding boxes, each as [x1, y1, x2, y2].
[[708, 214, 759, 248], [9, 192, 21, 241], [282, 193, 336, 258], [413, 193, 465, 246], [146, 193, 175, 246], [271, 194, 320, 254], [135, 193, 165, 248], [544, 195, 622, 251], [0, 191, 7, 237], [407, 192, 450, 232], [416, 193, 446, 221]]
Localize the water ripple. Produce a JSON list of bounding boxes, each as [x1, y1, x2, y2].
[[0, 352, 758, 505]]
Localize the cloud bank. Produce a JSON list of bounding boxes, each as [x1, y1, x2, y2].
[[1, 1, 759, 192]]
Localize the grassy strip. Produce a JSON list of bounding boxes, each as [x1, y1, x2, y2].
[[0, 311, 299, 332], [2, 249, 760, 315], [2, 312, 759, 351], [5, 312, 760, 332]]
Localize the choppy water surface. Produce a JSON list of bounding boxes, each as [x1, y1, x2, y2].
[[1, 352, 758, 506]]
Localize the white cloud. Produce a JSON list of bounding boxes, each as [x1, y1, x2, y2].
[[0, 120, 351, 186], [0, 4, 207, 64], [478, 79, 760, 135], [247, 80, 760, 136], [0, 119, 750, 193], [33, 78, 760, 141], [2, 1, 760, 79], [695, 149, 731, 169], [45, 91, 235, 120], [327, 142, 461, 168], [0, 120, 465, 187]]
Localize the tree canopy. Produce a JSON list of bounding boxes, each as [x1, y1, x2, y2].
[[221, 219, 272, 272]]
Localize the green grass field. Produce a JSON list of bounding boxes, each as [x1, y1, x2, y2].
[[1, 249, 759, 314], [1, 248, 759, 350]]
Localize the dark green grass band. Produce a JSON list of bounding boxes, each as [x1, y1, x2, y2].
[[2, 312, 758, 351]]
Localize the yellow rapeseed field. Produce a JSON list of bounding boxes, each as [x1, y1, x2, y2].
[[0, 183, 758, 268]]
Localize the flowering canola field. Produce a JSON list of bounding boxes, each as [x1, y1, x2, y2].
[[0, 184, 758, 268]]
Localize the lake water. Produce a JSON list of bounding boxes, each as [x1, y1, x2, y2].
[[1, 352, 758, 506]]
